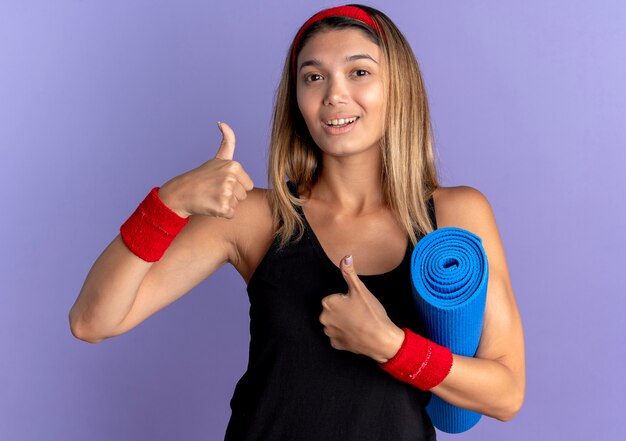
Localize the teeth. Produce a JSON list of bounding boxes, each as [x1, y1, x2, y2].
[[326, 117, 357, 126]]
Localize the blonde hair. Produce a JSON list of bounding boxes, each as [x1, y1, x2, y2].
[[267, 4, 440, 251]]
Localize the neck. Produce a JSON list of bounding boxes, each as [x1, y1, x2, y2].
[[305, 146, 386, 216]]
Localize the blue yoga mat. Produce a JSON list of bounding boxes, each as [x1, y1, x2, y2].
[[409, 226, 489, 434]]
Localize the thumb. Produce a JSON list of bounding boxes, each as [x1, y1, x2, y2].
[[214, 121, 236, 160], [340, 254, 362, 294]]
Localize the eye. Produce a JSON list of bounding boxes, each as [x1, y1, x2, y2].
[[304, 73, 323, 83], [353, 69, 370, 77]]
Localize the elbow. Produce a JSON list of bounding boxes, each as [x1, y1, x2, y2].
[[70, 323, 104, 344], [495, 387, 525, 422], [71, 327, 106, 344], [69, 313, 106, 344]]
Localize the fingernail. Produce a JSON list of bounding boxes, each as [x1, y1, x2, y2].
[[344, 255, 352, 265], [217, 121, 222, 128]]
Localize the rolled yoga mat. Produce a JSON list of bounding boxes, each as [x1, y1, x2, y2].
[[410, 226, 489, 434]]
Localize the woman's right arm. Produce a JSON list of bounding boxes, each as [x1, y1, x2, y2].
[[68, 122, 254, 343]]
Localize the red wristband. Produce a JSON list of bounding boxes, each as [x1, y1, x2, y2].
[[378, 327, 453, 391], [120, 187, 189, 262]]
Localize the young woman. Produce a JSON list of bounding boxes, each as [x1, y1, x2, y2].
[[69, 4, 525, 440]]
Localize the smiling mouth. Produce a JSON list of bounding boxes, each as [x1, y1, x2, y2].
[[324, 117, 359, 128]]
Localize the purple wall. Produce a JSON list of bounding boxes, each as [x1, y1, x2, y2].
[[2, 1, 625, 439]]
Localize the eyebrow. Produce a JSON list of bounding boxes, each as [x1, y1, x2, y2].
[[299, 54, 378, 72]]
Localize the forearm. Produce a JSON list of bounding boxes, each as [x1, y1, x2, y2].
[[70, 186, 190, 342], [429, 354, 523, 421], [374, 325, 523, 422], [69, 235, 151, 342]]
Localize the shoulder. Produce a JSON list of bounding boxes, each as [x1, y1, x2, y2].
[[191, 186, 274, 266], [233, 186, 273, 223], [433, 185, 497, 236], [434, 185, 513, 309], [433, 185, 506, 274]]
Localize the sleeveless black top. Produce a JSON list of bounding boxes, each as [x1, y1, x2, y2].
[[224, 181, 439, 441]]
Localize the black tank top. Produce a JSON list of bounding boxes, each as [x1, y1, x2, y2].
[[224, 181, 438, 441]]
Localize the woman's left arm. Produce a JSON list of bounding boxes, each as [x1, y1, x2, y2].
[[320, 186, 525, 421], [382, 186, 526, 422]]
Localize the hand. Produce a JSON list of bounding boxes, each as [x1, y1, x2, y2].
[[158, 121, 255, 218], [319, 255, 406, 363]]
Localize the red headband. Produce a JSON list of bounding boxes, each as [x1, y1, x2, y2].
[[290, 5, 381, 77]]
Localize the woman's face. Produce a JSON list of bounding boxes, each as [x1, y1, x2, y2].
[[296, 28, 385, 157]]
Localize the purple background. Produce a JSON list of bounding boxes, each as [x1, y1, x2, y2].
[[2, 1, 625, 440]]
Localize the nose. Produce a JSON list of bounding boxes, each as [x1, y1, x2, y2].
[[323, 76, 348, 106]]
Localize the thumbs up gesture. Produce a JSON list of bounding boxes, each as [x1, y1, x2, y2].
[[158, 121, 255, 218], [319, 255, 406, 363], [213, 121, 237, 161]]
